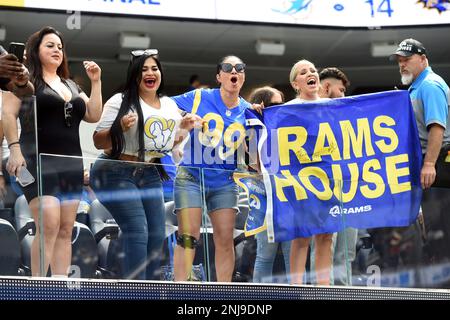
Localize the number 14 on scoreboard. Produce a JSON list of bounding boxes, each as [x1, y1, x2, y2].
[[366, 0, 394, 17]]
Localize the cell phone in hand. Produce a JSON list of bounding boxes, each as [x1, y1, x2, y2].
[[16, 166, 35, 187], [9, 42, 25, 63]]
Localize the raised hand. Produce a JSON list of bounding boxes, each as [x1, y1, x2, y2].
[[83, 60, 101, 82], [180, 113, 204, 131], [251, 101, 265, 115]]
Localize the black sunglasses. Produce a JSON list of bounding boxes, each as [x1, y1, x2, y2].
[[267, 101, 283, 107], [64, 101, 73, 128], [219, 63, 246, 73], [131, 49, 158, 58]]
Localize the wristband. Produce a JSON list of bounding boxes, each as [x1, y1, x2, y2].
[[8, 141, 20, 149]]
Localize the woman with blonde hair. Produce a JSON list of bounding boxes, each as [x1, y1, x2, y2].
[[286, 59, 334, 285]]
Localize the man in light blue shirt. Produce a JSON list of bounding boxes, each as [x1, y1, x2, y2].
[[390, 38, 450, 189], [390, 39, 450, 258]]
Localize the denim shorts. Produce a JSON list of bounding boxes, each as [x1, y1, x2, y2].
[[174, 167, 239, 214]]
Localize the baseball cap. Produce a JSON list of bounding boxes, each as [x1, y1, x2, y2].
[[389, 38, 427, 61]]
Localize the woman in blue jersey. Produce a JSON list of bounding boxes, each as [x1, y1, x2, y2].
[[171, 55, 251, 282]]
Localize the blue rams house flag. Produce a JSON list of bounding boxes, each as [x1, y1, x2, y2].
[[245, 90, 423, 243], [234, 172, 268, 236]]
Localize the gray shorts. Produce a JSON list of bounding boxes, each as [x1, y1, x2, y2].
[[174, 167, 239, 214]]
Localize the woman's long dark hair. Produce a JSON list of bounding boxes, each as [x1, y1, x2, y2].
[[109, 53, 169, 179], [25, 26, 70, 90]]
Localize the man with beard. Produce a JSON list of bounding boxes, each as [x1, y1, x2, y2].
[[390, 39, 450, 264], [390, 38, 449, 189]]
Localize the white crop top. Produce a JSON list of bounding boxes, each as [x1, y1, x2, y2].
[[96, 93, 182, 161]]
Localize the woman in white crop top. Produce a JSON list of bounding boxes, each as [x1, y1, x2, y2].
[[90, 50, 199, 280], [287, 59, 334, 286]]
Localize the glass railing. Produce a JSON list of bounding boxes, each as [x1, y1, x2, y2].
[[353, 184, 450, 289], [195, 168, 449, 289], [201, 166, 348, 285], [37, 153, 208, 282], [3, 148, 450, 290]]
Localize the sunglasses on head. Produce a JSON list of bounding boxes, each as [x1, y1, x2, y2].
[[131, 49, 159, 58], [64, 101, 73, 128], [219, 63, 246, 73]]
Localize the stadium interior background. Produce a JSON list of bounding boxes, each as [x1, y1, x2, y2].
[[1, 4, 450, 299]]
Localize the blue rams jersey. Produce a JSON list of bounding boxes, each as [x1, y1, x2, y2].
[[171, 88, 251, 187]]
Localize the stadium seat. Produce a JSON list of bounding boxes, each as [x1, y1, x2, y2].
[[89, 199, 123, 278], [71, 221, 98, 278], [164, 200, 177, 227], [0, 208, 16, 229], [14, 195, 34, 275], [0, 218, 21, 276]]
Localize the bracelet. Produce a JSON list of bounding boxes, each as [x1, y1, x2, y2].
[[14, 82, 28, 88], [8, 141, 20, 149]]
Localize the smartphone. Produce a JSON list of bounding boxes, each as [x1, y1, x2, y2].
[[9, 42, 25, 63], [16, 166, 35, 187]]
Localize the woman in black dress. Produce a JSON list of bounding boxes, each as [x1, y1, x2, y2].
[[4, 26, 102, 277]]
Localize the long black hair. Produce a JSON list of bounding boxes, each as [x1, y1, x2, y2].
[[109, 53, 165, 160], [109, 53, 169, 179], [25, 26, 70, 90]]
